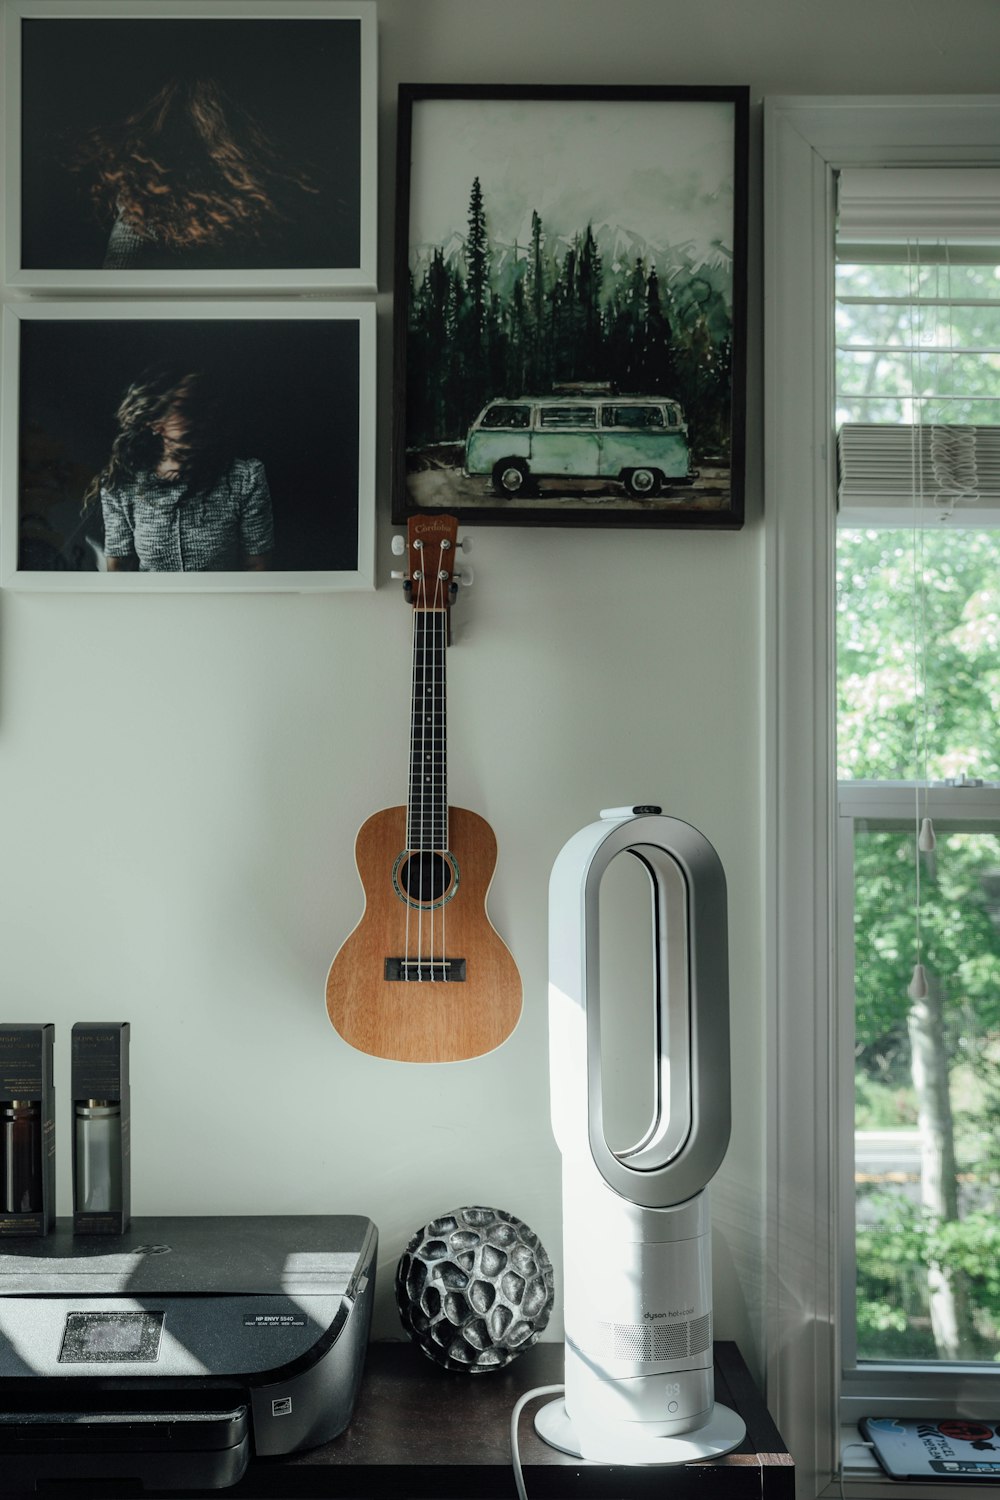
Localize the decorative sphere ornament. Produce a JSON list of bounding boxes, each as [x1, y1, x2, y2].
[[396, 1205, 555, 1372]]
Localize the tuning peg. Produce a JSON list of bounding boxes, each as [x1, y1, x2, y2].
[[458, 535, 473, 553], [390, 569, 406, 581], [391, 534, 406, 556], [454, 566, 474, 587]]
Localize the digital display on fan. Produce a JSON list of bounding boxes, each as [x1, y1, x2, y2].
[[59, 1311, 163, 1363]]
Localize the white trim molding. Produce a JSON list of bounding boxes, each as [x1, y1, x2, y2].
[[763, 96, 1000, 1500]]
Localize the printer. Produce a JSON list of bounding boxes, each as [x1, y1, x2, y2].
[[0, 1214, 377, 1491]]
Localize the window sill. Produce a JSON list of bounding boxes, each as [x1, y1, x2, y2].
[[834, 1427, 1000, 1500]]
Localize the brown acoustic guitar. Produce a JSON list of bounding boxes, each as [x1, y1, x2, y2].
[[326, 514, 522, 1063]]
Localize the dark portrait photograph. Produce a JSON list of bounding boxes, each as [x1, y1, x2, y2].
[[6, 1, 375, 289], [2, 303, 375, 590]]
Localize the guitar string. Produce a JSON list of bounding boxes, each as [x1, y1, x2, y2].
[[420, 540, 442, 980], [418, 547, 430, 977], [419, 552, 430, 977], [406, 536, 449, 984], [404, 585, 418, 982], [435, 548, 447, 982], [427, 541, 445, 981], [411, 555, 426, 980]]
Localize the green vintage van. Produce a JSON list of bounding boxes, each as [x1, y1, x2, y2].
[[464, 394, 696, 500]]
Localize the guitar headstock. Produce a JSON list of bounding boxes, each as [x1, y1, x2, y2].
[[406, 514, 459, 611]]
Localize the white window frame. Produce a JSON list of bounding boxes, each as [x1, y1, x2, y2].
[[764, 96, 1000, 1499]]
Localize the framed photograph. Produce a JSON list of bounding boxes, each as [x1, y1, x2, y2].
[[0, 300, 375, 590], [2, 0, 376, 292], [392, 84, 748, 529]]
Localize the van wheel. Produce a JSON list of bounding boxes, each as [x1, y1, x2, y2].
[[623, 467, 661, 499], [492, 458, 531, 498]]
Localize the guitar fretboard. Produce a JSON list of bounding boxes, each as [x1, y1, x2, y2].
[[407, 608, 448, 850]]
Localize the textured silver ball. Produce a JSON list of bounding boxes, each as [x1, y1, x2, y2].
[[396, 1205, 555, 1372]]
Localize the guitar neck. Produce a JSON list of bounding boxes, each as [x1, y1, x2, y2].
[[407, 606, 448, 851]]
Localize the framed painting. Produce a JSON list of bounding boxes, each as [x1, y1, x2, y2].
[[2, 0, 377, 293], [0, 299, 376, 590], [392, 84, 748, 529]]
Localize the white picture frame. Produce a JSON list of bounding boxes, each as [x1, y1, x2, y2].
[[1, 0, 377, 294], [1, 299, 376, 591]]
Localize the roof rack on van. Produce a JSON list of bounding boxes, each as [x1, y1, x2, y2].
[[550, 382, 614, 396]]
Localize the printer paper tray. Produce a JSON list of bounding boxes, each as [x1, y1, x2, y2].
[[0, 1401, 250, 1490]]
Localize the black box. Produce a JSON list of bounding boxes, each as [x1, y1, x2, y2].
[[0, 1023, 55, 1236], [71, 1023, 130, 1235]]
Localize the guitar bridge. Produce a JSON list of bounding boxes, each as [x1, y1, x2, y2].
[[384, 958, 467, 982]]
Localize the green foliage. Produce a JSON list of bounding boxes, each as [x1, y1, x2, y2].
[[929, 1213, 1000, 1303], [851, 827, 1000, 1073], [837, 529, 1000, 783], [856, 1198, 1000, 1360], [858, 1298, 909, 1337], [854, 1072, 915, 1129], [856, 1202, 939, 1359]]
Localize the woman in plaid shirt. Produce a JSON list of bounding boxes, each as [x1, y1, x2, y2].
[[84, 364, 274, 572]]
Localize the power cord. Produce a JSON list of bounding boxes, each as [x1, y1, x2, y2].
[[510, 1384, 565, 1500], [838, 1439, 876, 1500]]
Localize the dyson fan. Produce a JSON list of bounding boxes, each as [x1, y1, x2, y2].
[[535, 806, 745, 1464]]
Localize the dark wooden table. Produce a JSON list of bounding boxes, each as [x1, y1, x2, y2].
[[205, 1339, 793, 1499], [20, 1340, 791, 1499]]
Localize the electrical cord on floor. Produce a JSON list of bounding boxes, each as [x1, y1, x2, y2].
[[510, 1384, 565, 1500], [838, 1439, 876, 1500]]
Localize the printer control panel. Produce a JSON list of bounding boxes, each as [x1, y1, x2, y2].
[[59, 1310, 164, 1364]]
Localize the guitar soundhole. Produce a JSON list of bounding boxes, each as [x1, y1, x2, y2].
[[396, 851, 455, 907]]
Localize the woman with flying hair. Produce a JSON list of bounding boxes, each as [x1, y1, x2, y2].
[[70, 75, 317, 270], [85, 364, 274, 571]]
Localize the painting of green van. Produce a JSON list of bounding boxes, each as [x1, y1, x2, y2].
[[393, 85, 747, 528], [465, 396, 696, 500]]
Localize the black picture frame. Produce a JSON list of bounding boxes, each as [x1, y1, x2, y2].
[[392, 84, 748, 530]]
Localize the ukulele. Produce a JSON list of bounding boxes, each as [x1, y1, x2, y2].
[[326, 515, 522, 1063]]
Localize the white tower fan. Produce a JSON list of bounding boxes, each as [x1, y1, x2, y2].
[[535, 806, 746, 1464]]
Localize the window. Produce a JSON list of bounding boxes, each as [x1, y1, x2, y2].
[[834, 205, 1000, 1396], [765, 98, 1000, 1498], [838, 790, 1000, 1360], [538, 404, 596, 428], [601, 404, 665, 429], [479, 404, 530, 429]]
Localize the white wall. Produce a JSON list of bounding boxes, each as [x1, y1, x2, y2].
[[4, 0, 1000, 1393]]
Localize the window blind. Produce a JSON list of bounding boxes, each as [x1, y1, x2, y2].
[[837, 423, 1000, 524], [836, 167, 1000, 525], [837, 167, 1000, 244]]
